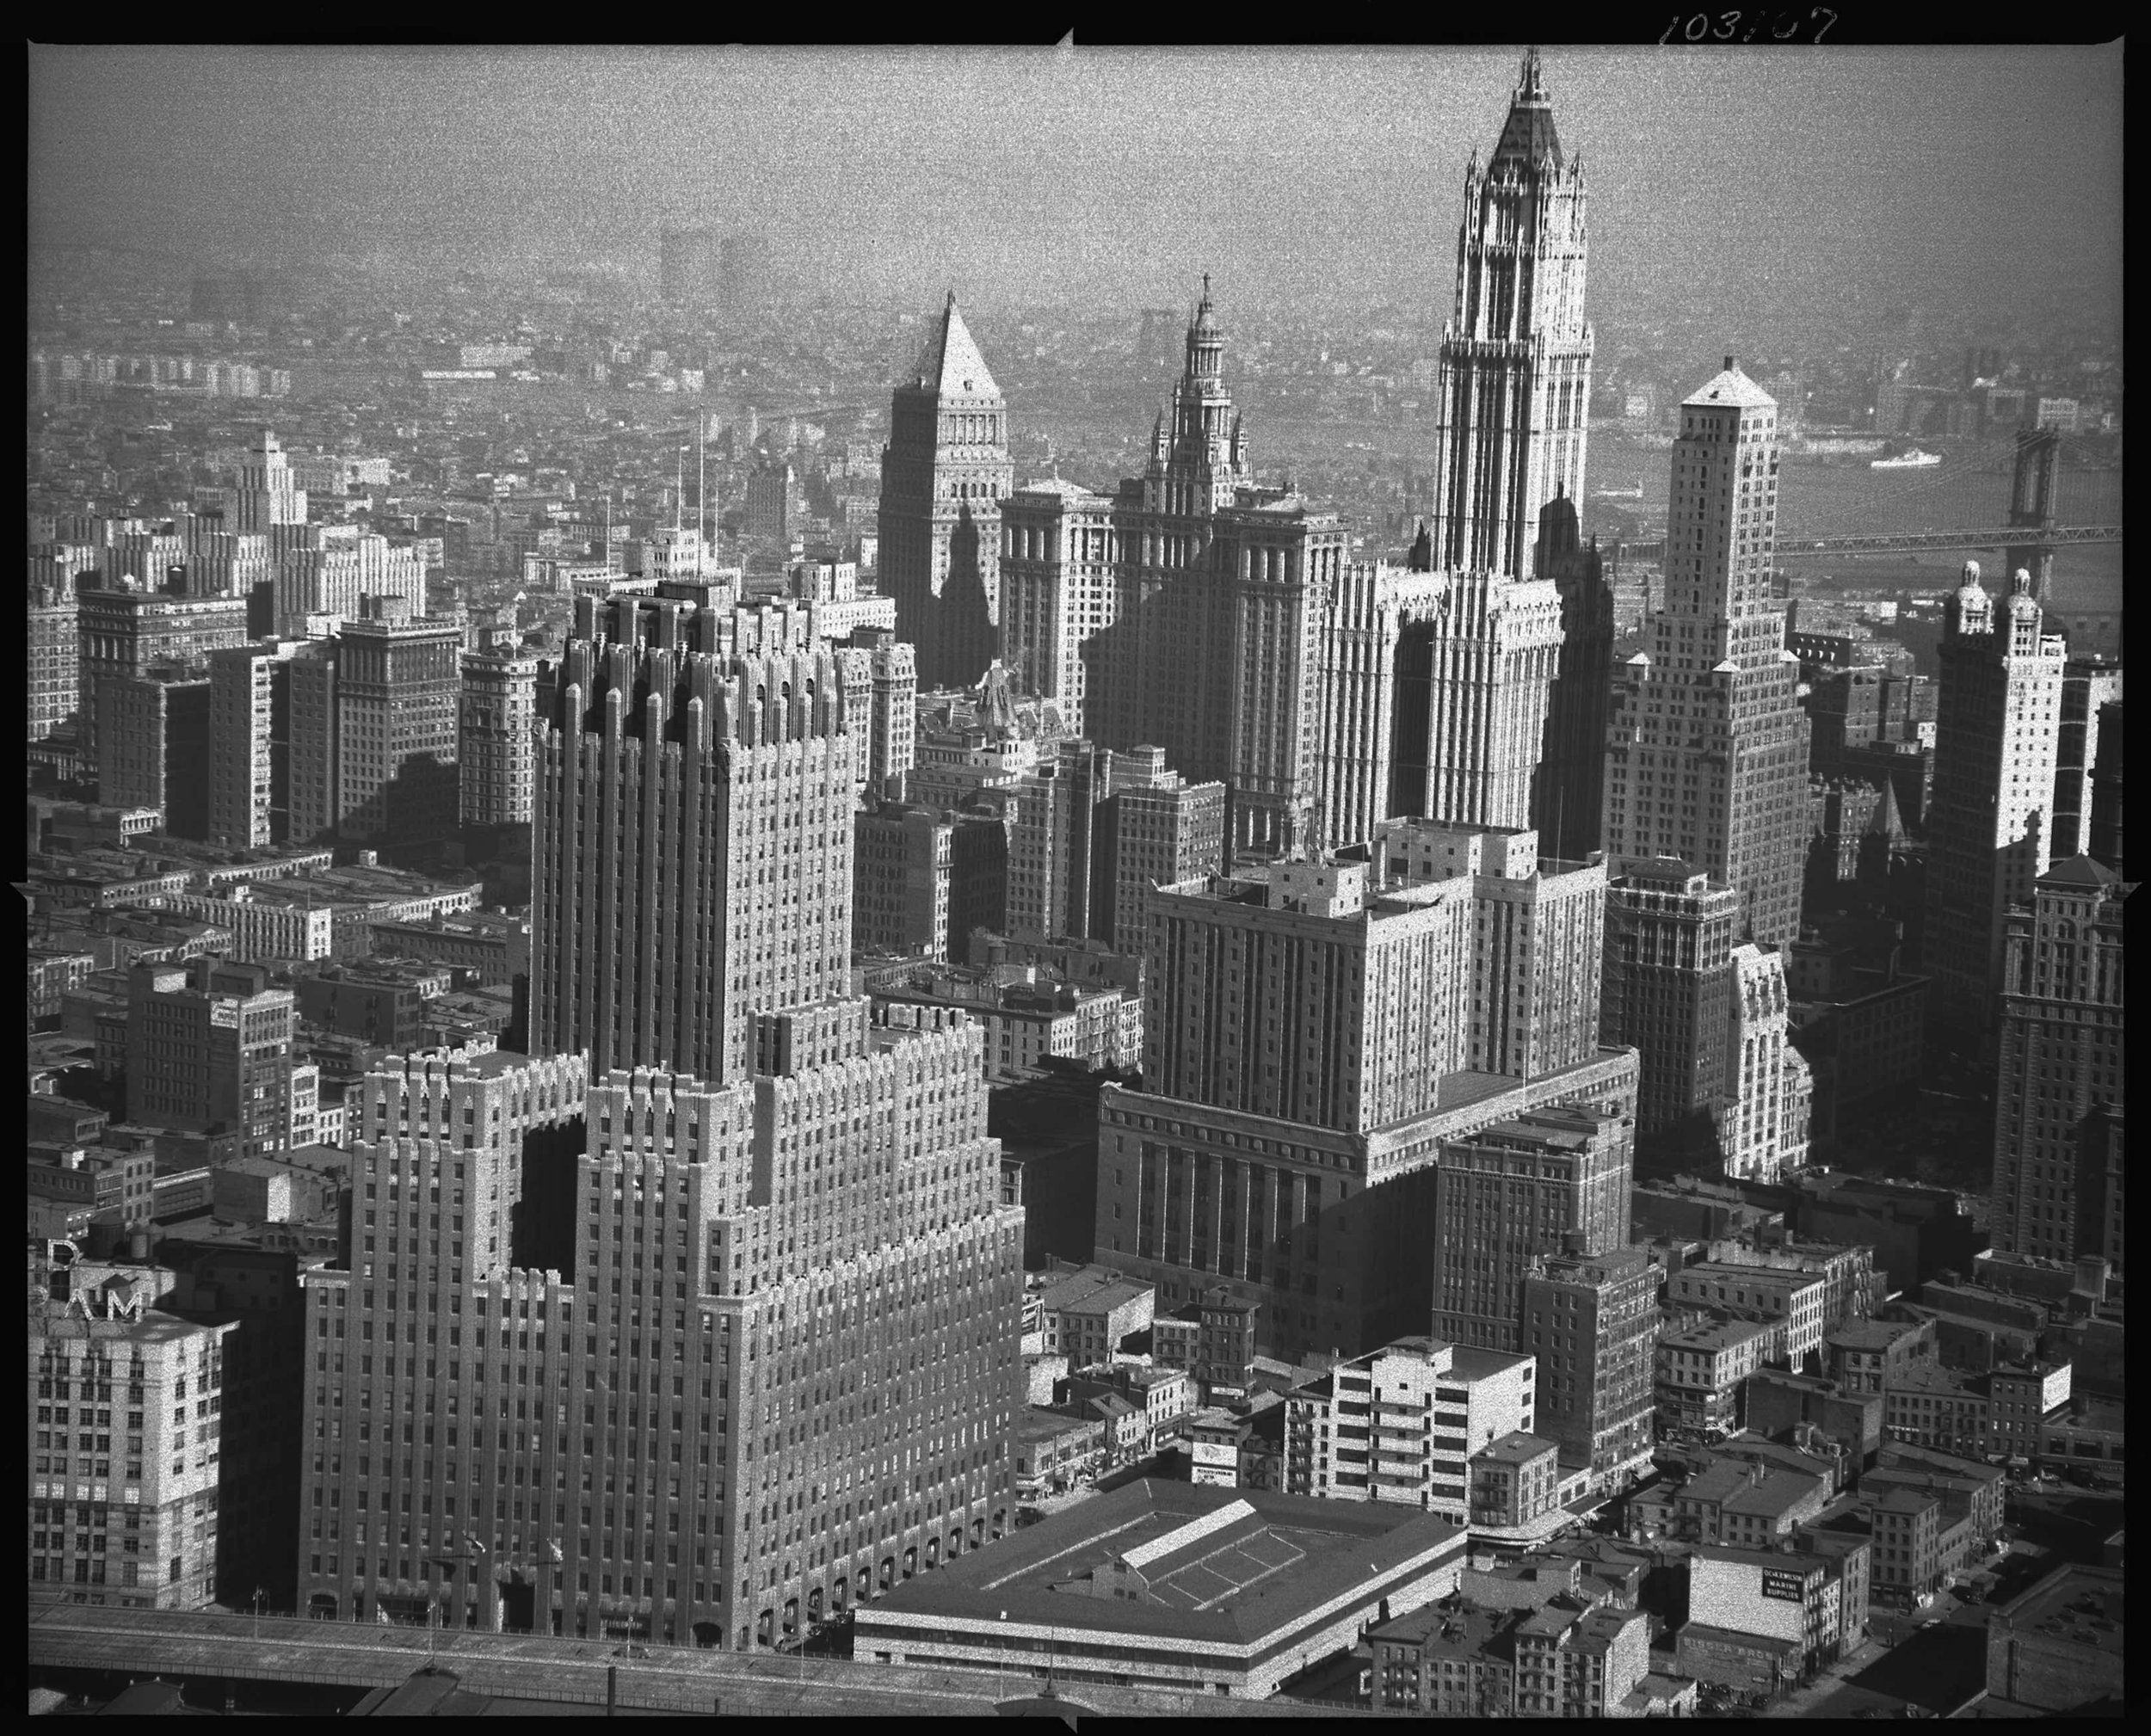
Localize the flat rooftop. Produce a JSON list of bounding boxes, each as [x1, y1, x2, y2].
[[865, 1480, 1464, 1647], [1993, 1564, 2122, 1661]]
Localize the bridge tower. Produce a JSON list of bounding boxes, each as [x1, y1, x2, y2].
[[2006, 427, 2061, 601]]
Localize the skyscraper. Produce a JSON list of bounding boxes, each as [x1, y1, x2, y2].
[[531, 593, 855, 1085], [1991, 859, 2129, 1269], [1426, 48, 1593, 579], [2047, 656, 2122, 866], [290, 606, 461, 853], [1387, 568, 1563, 830], [833, 630, 916, 801], [999, 478, 1117, 735], [877, 293, 1013, 691], [2086, 700, 2122, 872], [1721, 944, 1812, 1184], [1926, 564, 2067, 1028], [1096, 827, 1637, 1361], [231, 428, 309, 539], [29, 585, 77, 740], [1096, 748, 1228, 951], [126, 958, 294, 1162], [1532, 493, 1615, 860], [297, 1026, 1023, 1648], [303, 569, 1027, 1643], [74, 585, 250, 763], [1521, 1243, 1658, 1486], [97, 665, 213, 836], [1403, 50, 1606, 846], [1599, 857, 1738, 1161], [1429, 1105, 1634, 1353], [1001, 280, 1351, 855], [1602, 361, 1806, 951], [32, 1279, 234, 1612], [206, 640, 303, 850], [459, 645, 539, 832]]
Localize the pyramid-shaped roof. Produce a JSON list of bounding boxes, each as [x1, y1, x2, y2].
[[1863, 776, 1907, 840], [1490, 48, 1562, 168], [1685, 359, 1778, 411], [2039, 855, 2122, 890], [912, 291, 1000, 400]]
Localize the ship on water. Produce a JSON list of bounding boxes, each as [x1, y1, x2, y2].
[[1871, 448, 1943, 470]]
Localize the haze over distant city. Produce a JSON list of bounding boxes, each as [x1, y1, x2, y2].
[[28, 44, 2123, 342]]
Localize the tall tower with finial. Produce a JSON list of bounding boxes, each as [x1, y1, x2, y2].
[[1142, 274, 1254, 518], [877, 290, 1014, 690], [1603, 358, 1807, 953], [1927, 560, 2068, 1037], [1427, 46, 1593, 580]]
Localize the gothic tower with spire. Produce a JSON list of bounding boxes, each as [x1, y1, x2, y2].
[[877, 292, 1014, 691], [1383, 52, 1593, 839], [1002, 277, 1349, 854], [1427, 48, 1593, 580]]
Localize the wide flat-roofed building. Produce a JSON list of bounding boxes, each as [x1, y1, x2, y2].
[[1982, 1562, 2123, 1714], [854, 1481, 1468, 1699]]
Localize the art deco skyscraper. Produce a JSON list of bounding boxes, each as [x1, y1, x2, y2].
[[877, 292, 1014, 691], [1602, 361, 1806, 951], [231, 427, 309, 539], [531, 593, 855, 1084], [303, 577, 1027, 1648], [1926, 563, 2067, 1029], [1426, 48, 1592, 581]]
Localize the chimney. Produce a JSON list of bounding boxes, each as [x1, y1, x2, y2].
[[1724, 355, 1735, 374]]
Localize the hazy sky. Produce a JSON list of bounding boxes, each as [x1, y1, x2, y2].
[[28, 44, 2123, 331]]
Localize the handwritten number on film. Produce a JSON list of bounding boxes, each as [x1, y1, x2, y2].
[[1661, 9, 1838, 42]]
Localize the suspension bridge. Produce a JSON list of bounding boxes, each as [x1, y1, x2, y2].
[[1622, 428, 2122, 594]]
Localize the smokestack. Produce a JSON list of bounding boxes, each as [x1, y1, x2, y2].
[[1724, 354, 1735, 373]]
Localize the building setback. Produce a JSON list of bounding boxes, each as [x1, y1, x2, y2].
[[531, 593, 854, 1085], [1429, 1107, 1634, 1353], [74, 586, 250, 764], [1283, 1336, 1535, 1524], [295, 1020, 1025, 1650], [1602, 361, 1806, 951], [1097, 824, 1636, 1362], [1000, 282, 1362, 858]]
